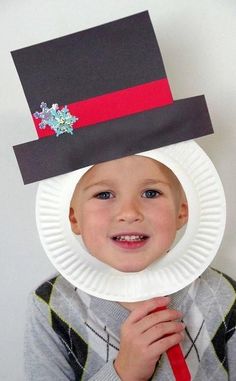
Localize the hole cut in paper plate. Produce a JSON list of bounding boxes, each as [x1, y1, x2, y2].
[[36, 140, 226, 302]]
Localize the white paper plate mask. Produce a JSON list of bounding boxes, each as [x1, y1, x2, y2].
[[36, 140, 226, 302]]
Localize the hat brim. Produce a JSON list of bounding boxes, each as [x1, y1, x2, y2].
[[36, 140, 226, 302], [15, 95, 213, 184]]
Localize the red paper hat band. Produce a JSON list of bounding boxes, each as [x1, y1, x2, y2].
[[33, 78, 173, 138]]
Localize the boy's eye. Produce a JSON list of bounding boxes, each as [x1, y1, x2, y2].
[[142, 189, 161, 198], [95, 191, 114, 200]]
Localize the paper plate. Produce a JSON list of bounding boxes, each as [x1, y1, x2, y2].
[[36, 140, 226, 302]]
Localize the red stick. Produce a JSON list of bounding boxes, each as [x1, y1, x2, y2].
[[151, 306, 191, 381]]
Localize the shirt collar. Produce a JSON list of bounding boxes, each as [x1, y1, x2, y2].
[[87, 283, 191, 337]]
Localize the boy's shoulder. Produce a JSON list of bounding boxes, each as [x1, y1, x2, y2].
[[199, 267, 236, 294], [34, 273, 76, 305], [189, 267, 236, 320], [30, 274, 90, 330]]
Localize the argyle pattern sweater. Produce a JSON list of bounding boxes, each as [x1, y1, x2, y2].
[[25, 268, 236, 380]]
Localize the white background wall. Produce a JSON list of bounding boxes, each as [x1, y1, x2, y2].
[[1, 1, 235, 379]]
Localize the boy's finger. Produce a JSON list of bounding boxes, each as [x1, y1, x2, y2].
[[136, 309, 183, 334], [127, 296, 171, 324], [143, 321, 185, 345], [150, 331, 184, 357]]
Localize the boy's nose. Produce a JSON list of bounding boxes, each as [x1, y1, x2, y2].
[[115, 200, 144, 223]]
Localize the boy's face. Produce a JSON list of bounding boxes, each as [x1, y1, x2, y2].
[[69, 156, 188, 272]]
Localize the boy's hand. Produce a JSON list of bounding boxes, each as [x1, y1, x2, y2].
[[114, 297, 185, 381]]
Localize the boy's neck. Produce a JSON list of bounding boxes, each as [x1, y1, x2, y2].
[[118, 300, 147, 311]]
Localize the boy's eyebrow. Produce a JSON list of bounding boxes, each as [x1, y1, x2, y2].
[[82, 180, 116, 191], [139, 179, 171, 188], [82, 178, 171, 191]]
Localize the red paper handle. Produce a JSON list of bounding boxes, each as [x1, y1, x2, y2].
[[151, 306, 191, 381]]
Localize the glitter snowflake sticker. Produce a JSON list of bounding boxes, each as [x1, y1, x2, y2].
[[34, 102, 78, 137]]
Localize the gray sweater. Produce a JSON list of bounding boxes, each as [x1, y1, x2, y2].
[[25, 267, 236, 380]]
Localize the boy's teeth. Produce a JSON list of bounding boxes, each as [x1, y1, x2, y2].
[[115, 235, 144, 241]]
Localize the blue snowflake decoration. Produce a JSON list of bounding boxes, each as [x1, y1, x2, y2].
[[34, 102, 78, 137]]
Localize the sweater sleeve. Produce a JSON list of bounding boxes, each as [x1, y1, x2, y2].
[[24, 293, 75, 381], [24, 292, 121, 381], [89, 360, 121, 381]]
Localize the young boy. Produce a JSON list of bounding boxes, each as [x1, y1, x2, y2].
[[12, 11, 236, 381], [69, 155, 188, 381]]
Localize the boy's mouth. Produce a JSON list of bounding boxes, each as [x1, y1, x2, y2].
[[111, 233, 149, 249], [112, 234, 149, 242]]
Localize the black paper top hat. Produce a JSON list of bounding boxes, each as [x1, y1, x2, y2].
[[12, 11, 213, 184]]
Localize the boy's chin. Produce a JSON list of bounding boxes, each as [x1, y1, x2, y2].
[[110, 261, 156, 273], [110, 253, 168, 273]]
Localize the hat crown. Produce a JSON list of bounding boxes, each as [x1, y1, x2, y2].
[[12, 11, 167, 114]]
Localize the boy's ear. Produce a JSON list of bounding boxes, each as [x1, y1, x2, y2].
[[177, 201, 188, 230], [69, 207, 81, 235]]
